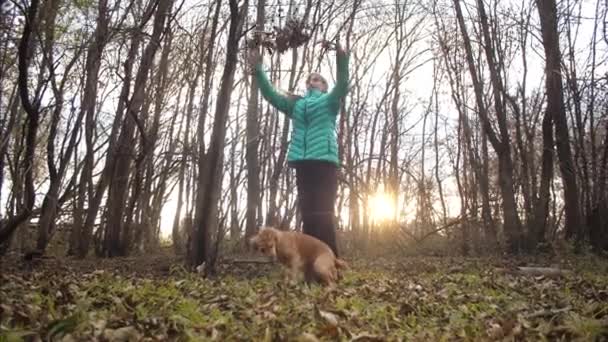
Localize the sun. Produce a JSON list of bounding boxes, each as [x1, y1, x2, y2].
[[368, 190, 397, 224]]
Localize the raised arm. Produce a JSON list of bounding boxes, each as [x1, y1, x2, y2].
[[254, 63, 296, 116], [327, 45, 350, 101]]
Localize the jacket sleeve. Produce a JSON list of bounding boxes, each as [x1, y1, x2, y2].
[[254, 63, 296, 116], [327, 51, 350, 101]]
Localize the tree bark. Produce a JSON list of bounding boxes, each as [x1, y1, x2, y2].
[[475, 0, 524, 252], [0, 0, 41, 245], [104, 0, 173, 257], [535, 0, 583, 244], [533, 107, 554, 247], [453, 0, 523, 252], [36, 0, 85, 252], [75, 0, 111, 257], [189, 0, 246, 273], [245, 0, 265, 240]]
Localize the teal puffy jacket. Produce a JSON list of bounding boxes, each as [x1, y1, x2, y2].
[[254, 52, 349, 166]]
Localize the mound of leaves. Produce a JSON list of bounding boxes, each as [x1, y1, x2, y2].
[[1, 255, 607, 341]]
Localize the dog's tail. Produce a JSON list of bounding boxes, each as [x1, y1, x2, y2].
[[335, 258, 349, 270]]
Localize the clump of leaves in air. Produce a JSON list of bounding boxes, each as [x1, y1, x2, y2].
[[247, 17, 313, 54]]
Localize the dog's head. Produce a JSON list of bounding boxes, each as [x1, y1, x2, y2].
[[249, 227, 279, 259]]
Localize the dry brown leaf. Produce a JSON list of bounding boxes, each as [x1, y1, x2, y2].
[[298, 332, 321, 342], [102, 326, 141, 342], [350, 332, 385, 341], [318, 309, 339, 327]]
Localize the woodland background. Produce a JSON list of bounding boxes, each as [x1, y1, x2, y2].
[[0, 0, 607, 271]]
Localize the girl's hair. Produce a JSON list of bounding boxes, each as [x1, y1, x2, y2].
[[276, 73, 327, 102], [306, 72, 326, 84]]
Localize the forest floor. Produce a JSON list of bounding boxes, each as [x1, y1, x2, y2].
[[1, 249, 608, 341]]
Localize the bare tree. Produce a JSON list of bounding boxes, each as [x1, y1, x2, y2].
[[244, 0, 265, 241], [189, 0, 247, 272], [0, 0, 41, 246], [535, 0, 584, 245], [71, 0, 112, 257], [104, 0, 174, 257], [34, 0, 85, 253], [452, 0, 523, 252]]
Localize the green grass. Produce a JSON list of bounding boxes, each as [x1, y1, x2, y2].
[[1, 256, 607, 341]]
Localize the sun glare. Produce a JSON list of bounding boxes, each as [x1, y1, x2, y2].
[[368, 190, 397, 224]]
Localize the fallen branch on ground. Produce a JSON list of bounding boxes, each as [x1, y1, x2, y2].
[[399, 216, 467, 244], [222, 258, 273, 264], [525, 306, 572, 319], [496, 266, 572, 278]]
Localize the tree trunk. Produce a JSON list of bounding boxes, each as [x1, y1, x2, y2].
[[75, 0, 111, 257], [245, 0, 265, 241], [591, 105, 608, 251], [229, 113, 240, 239], [533, 108, 554, 248], [172, 1, 216, 252], [189, 0, 246, 272], [182, 0, 221, 257], [475, 0, 524, 252], [131, 22, 174, 253], [0, 84, 19, 217], [433, 74, 447, 225], [453, 0, 523, 253], [36, 0, 85, 252], [535, 0, 584, 245], [104, 0, 173, 257], [0, 0, 41, 245], [172, 90, 188, 252]]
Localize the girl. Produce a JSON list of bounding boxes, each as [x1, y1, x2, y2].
[[249, 42, 349, 256]]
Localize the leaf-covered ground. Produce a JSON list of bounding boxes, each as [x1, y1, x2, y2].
[[1, 252, 608, 341]]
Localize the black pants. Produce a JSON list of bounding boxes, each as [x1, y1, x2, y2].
[[292, 161, 339, 256]]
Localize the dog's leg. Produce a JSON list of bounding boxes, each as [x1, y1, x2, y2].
[[283, 264, 301, 286], [313, 255, 338, 287], [304, 265, 319, 284], [282, 267, 292, 283]]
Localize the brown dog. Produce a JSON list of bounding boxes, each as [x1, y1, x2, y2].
[[249, 227, 347, 287]]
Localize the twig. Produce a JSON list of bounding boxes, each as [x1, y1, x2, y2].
[[495, 266, 572, 278], [525, 306, 572, 319], [223, 258, 273, 264], [399, 216, 467, 243]]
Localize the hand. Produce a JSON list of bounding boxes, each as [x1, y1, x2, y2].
[[319, 39, 335, 51], [335, 41, 347, 56], [248, 48, 262, 67], [319, 39, 347, 56]]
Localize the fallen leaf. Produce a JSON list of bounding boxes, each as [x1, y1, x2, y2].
[[0, 303, 13, 316], [59, 333, 77, 342], [317, 309, 339, 327], [90, 319, 107, 337], [350, 332, 385, 341], [486, 322, 503, 339], [263, 326, 272, 342], [102, 326, 141, 342], [298, 332, 320, 342]]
